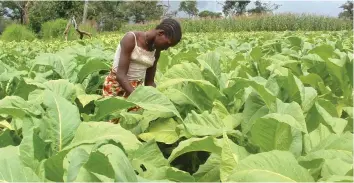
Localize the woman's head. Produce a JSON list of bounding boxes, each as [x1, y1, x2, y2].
[[153, 18, 182, 50]]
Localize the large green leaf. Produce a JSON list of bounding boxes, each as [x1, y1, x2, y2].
[[250, 113, 304, 155], [138, 118, 179, 144], [310, 131, 353, 153], [64, 122, 141, 152], [196, 51, 221, 87], [168, 136, 222, 163], [326, 58, 352, 98], [181, 110, 240, 137], [193, 154, 221, 182], [63, 147, 91, 182], [77, 94, 102, 108], [220, 133, 249, 182], [129, 140, 169, 180], [229, 77, 277, 111], [19, 122, 48, 174], [164, 83, 213, 112], [303, 123, 332, 153], [0, 129, 18, 148], [5, 76, 40, 100], [306, 102, 348, 134], [0, 96, 41, 118], [97, 144, 138, 182], [241, 93, 269, 134], [158, 62, 222, 100], [285, 71, 305, 105], [77, 58, 110, 83], [0, 146, 41, 182], [32, 53, 77, 82], [298, 132, 353, 178], [165, 167, 195, 182], [27, 79, 77, 104], [88, 97, 135, 121], [226, 150, 314, 182], [44, 79, 77, 101], [43, 90, 81, 152], [319, 175, 354, 182], [321, 158, 353, 178], [128, 86, 181, 119]]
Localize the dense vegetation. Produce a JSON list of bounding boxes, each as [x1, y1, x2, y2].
[[122, 14, 353, 33], [0, 0, 353, 39], [0, 31, 353, 182]]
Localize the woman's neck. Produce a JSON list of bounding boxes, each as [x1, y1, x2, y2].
[[145, 30, 156, 51]]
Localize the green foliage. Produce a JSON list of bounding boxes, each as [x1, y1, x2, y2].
[[222, 0, 251, 16], [41, 19, 75, 40], [198, 10, 222, 18], [248, 0, 281, 15], [179, 0, 199, 17], [338, 0, 353, 20], [0, 17, 11, 34], [122, 14, 353, 32], [79, 22, 98, 37], [41, 19, 97, 40], [124, 1, 164, 23], [89, 1, 127, 32], [0, 31, 353, 182], [1, 24, 36, 41]]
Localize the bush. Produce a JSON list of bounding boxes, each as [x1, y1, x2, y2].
[[0, 18, 11, 35], [79, 22, 98, 37], [41, 18, 97, 40], [41, 19, 76, 40], [1, 24, 36, 42]]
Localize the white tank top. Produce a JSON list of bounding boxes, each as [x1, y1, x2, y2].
[[112, 32, 156, 81]]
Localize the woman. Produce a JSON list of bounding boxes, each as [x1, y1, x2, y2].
[[102, 18, 182, 122]]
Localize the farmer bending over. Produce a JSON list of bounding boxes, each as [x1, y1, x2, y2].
[[102, 18, 182, 119]]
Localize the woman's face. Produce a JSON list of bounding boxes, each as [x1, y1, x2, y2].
[[154, 30, 176, 50]]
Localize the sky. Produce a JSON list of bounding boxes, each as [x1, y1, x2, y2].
[[163, 0, 347, 18]]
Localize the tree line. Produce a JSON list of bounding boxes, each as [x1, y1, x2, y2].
[[0, 0, 352, 34]]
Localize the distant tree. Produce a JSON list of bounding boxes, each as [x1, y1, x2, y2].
[[28, 1, 84, 33], [338, 0, 353, 20], [165, 10, 179, 18], [0, 3, 4, 17], [2, 1, 36, 24], [124, 1, 164, 23], [179, 0, 199, 17], [198, 10, 222, 18], [89, 1, 127, 31], [222, 1, 250, 17], [248, 1, 280, 15]]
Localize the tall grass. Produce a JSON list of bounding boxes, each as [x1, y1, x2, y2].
[[120, 13, 353, 32], [41, 19, 98, 40], [1, 24, 36, 42]]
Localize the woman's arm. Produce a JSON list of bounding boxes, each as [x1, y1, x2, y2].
[[145, 50, 161, 87], [116, 34, 136, 96]]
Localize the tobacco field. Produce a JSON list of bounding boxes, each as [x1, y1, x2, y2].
[[0, 31, 353, 182]]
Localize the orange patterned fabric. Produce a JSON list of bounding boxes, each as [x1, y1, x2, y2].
[[102, 70, 142, 123]]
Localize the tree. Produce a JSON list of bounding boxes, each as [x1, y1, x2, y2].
[[222, 1, 250, 17], [89, 1, 128, 31], [338, 0, 353, 20], [248, 1, 280, 15], [124, 1, 164, 23], [179, 0, 199, 18], [198, 10, 222, 18], [82, 0, 89, 24], [28, 1, 84, 33], [2, 1, 36, 24]]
